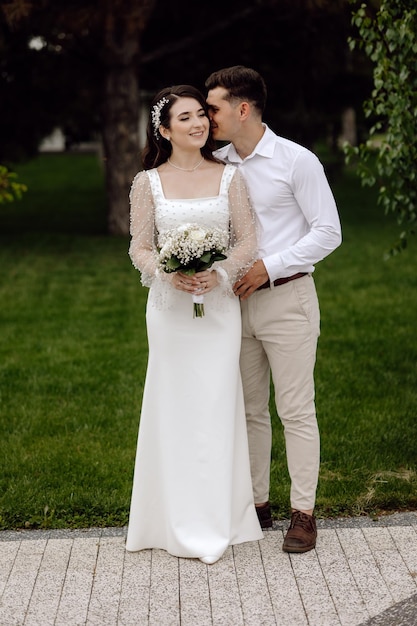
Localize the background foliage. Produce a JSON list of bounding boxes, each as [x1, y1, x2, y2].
[[0, 165, 27, 203], [345, 0, 417, 254], [1, 0, 375, 233]]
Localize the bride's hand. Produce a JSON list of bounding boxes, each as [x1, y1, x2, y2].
[[194, 270, 218, 294], [172, 271, 200, 293], [172, 270, 218, 294]]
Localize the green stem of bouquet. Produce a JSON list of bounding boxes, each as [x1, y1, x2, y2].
[[193, 303, 205, 318]]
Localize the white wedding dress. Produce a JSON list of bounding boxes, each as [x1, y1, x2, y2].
[[126, 164, 263, 560]]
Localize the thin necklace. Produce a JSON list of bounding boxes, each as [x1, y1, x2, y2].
[[167, 157, 204, 172]]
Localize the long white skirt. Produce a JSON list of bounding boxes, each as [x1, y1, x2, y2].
[[126, 286, 263, 560]]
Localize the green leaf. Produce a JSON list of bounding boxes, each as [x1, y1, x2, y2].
[[199, 252, 212, 263], [165, 256, 182, 271], [212, 253, 227, 262]]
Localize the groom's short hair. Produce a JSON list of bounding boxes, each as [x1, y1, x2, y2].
[[205, 66, 267, 115]]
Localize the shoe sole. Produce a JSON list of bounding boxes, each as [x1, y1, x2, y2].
[[282, 543, 316, 553]]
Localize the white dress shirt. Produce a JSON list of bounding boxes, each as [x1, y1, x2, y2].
[[214, 125, 342, 282]]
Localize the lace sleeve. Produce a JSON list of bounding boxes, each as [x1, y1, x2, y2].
[[215, 169, 258, 286], [128, 171, 159, 287]]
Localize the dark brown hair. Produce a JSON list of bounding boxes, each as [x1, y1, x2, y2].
[[205, 66, 267, 115], [142, 85, 219, 170]]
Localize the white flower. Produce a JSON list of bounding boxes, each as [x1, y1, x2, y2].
[[189, 228, 206, 243], [157, 223, 228, 318], [159, 240, 171, 256]]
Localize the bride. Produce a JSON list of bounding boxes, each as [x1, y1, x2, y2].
[[126, 84, 263, 564]]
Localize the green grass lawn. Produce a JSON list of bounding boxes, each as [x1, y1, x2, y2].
[[0, 153, 416, 530]]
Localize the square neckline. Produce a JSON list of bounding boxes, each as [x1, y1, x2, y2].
[[151, 164, 233, 201]]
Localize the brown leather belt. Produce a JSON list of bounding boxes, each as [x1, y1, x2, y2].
[[257, 272, 307, 291]]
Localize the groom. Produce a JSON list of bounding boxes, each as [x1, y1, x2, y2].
[[206, 66, 342, 553]]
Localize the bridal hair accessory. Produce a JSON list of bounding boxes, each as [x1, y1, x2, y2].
[[151, 97, 169, 137]]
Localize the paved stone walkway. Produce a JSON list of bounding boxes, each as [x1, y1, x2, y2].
[[0, 512, 416, 625]]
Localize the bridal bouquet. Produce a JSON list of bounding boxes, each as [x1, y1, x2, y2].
[[158, 223, 228, 317]]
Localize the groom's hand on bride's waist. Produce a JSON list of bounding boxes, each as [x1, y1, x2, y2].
[[233, 260, 269, 300]]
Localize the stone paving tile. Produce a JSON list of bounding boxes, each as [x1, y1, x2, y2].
[[387, 526, 417, 582], [179, 557, 212, 625], [289, 544, 340, 625], [316, 530, 369, 626], [1, 515, 417, 626], [358, 593, 417, 626], [0, 538, 46, 626], [207, 546, 244, 626], [86, 536, 125, 625], [148, 549, 179, 625], [233, 538, 277, 625], [118, 548, 151, 626], [336, 528, 393, 618], [55, 537, 100, 626], [362, 527, 417, 603], [0, 540, 20, 597], [25, 538, 73, 626], [259, 530, 308, 626]]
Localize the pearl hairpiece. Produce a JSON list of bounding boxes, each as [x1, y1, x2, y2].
[[151, 97, 169, 137]]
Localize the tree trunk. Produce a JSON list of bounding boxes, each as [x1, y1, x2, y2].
[[100, 0, 156, 235], [101, 63, 140, 235]]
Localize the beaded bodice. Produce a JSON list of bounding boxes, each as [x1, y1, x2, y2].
[[147, 165, 234, 241], [128, 163, 257, 309]]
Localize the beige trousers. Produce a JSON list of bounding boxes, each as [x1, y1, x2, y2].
[[240, 274, 321, 511]]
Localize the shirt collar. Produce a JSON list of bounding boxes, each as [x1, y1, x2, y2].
[[222, 124, 276, 163]]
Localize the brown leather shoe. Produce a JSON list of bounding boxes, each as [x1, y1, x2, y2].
[[255, 502, 272, 529], [282, 511, 317, 553]]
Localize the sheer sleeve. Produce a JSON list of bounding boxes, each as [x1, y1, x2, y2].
[[215, 168, 258, 287], [128, 170, 159, 287], [128, 166, 257, 309]]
